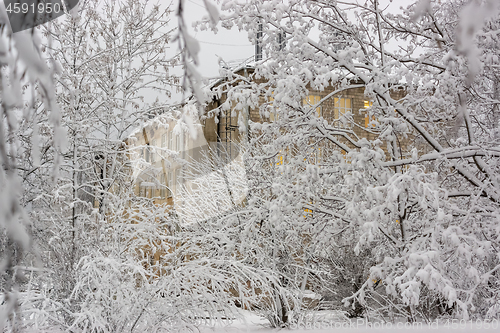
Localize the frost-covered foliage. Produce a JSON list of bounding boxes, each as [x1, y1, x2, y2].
[[206, 0, 500, 323], [177, 142, 321, 327], [3, 0, 500, 330], [0, 0, 214, 331], [0, 6, 64, 331], [176, 0, 219, 106]]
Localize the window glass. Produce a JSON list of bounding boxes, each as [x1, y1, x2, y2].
[[167, 171, 173, 198], [268, 94, 278, 121], [168, 131, 173, 150], [175, 169, 181, 187], [303, 95, 321, 116], [333, 97, 352, 128], [151, 140, 156, 163], [160, 173, 166, 199], [176, 133, 182, 152], [364, 100, 375, 128], [161, 133, 167, 147]]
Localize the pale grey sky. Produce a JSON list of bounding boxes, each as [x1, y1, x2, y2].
[[183, 0, 254, 77]]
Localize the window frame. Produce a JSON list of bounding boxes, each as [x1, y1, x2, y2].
[[333, 97, 352, 128], [168, 131, 174, 150], [161, 133, 167, 147], [167, 171, 173, 198], [304, 95, 322, 117], [160, 173, 166, 199], [364, 100, 375, 128], [151, 140, 156, 164], [175, 131, 183, 152]]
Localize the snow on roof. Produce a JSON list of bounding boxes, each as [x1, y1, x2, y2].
[[127, 106, 182, 141], [201, 56, 368, 94], [201, 56, 257, 92]]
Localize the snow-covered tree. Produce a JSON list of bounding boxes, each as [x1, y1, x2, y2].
[[205, 0, 500, 322], [10, 0, 185, 330], [0, 8, 64, 331]]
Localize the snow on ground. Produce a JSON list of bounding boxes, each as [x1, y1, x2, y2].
[[199, 310, 500, 333]]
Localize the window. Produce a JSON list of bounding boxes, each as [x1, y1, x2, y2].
[[144, 147, 150, 162], [268, 94, 278, 122], [334, 97, 352, 128], [160, 173, 166, 199], [277, 154, 284, 166], [303, 146, 322, 165], [341, 149, 351, 164], [175, 169, 181, 187], [168, 131, 174, 150], [167, 171, 173, 198], [314, 147, 322, 164], [161, 133, 167, 147], [275, 149, 284, 166], [151, 140, 156, 164], [304, 95, 321, 116], [274, 146, 294, 166], [364, 100, 375, 128], [140, 182, 154, 198], [175, 133, 181, 152], [275, 146, 293, 167], [304, 202, 314, 217]]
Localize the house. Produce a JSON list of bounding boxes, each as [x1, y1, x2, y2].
[[202, 64, 408, 164], [123, 61, 408, 224], [125, 107, 247, 224], [125, 115, 181, 207], [119, 58, 413, 314]]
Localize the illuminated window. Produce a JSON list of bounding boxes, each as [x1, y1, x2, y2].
[[341, 149, 351, 164], [304, 145, 322, 165], [268, 94, 278, 122], [364, 100, 375, 128], [276, 154, 284, 166], [275, 147, 292, 167], [334, 97, 352, 128], [303, 95, 322, 116], [304, 202, 314, 217], [315, 147, 322, 164]]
